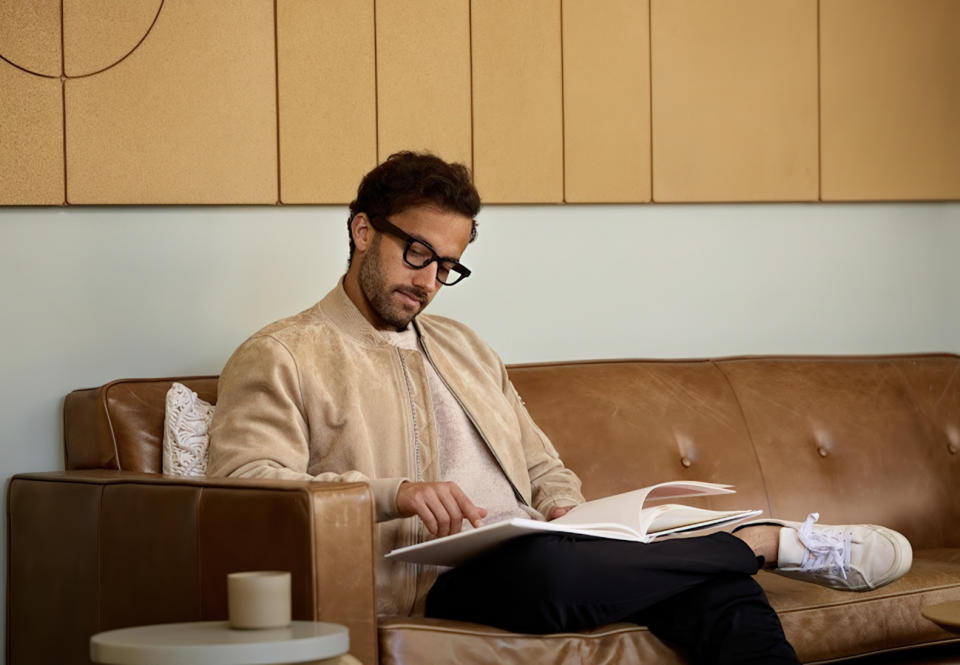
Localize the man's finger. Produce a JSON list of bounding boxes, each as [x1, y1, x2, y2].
[[396, 481, 488, 535], [450, 483, 487, 528], [423, 491, 455, 537], [413, 494, 439, 535], [435, 488, 466, 535]]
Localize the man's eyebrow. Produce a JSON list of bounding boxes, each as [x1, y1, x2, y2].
[[409, 233, 462, 262], [400, 220, 467, 261], [407, 231, 436, 251], [409, 232, 458, 258]]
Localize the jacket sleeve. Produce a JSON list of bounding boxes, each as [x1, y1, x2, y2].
[[500, 364, 586, 516], [208, 334, 408, 521]]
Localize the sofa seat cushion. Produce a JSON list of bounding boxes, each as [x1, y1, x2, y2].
[[378, 550, 960, 665], [378, 618, 679, 665], [765, 549, 960, 662]]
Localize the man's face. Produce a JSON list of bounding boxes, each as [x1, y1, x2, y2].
[[355, 205, 473, 330]]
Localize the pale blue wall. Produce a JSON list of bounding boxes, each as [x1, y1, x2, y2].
[[2, 202, 959, 659]]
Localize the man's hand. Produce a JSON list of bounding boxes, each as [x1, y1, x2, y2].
[[547, 506, 576, 520], [396, 481, 488, 537]]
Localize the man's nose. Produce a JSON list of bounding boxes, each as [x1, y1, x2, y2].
[[411, 262, 440, 292]]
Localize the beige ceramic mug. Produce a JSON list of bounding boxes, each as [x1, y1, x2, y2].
[[227, 571, 292, 629]]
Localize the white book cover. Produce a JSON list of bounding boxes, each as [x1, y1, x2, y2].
[[387, 480, 762, 567]]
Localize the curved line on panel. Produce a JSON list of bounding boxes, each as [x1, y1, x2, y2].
[[0, 53, 59, 79], [66, 0, 165, 79]]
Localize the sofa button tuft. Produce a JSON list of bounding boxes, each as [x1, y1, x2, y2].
[[817, 446, 829, 458], [680, 456, 692, 468]]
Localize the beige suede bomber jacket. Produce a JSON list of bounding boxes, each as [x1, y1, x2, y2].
[[208, 281, 585, 615]]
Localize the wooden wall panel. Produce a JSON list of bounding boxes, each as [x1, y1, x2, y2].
[[4, 0, 957, 206], [64, 0, 277, 204], [376, 0, 471, 168], [278, 0, 377, 204], [0, 66, 63, 205], [563, 0, 650, 203], [63, 0, 162, 77], [651, 0, 819, 202], [821, 0, 960, 200], [0, 0, 61, 76], [472, 0, 563, 203], [0, 0, 63, 204]]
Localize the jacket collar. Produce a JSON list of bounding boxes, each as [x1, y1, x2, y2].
[[318, 278, 431, 348]]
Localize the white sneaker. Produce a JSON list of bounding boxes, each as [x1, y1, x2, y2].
[[750, 513, 912, 591]]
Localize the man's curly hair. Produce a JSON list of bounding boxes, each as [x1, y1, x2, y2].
[[347, 151, 481, 265]]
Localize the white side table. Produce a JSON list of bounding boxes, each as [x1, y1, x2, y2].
[[922, 601, 960, 634], [90, 620, 349, 665]]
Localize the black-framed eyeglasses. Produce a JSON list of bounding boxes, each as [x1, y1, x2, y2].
[[368, 216, 472, 286]]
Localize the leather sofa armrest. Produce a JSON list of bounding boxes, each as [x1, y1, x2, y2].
[[6, 471, 378, 665]]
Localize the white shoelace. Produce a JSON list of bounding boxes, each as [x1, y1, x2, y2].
[[797, 512, 851, 579]]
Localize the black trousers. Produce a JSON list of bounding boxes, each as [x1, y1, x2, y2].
[[425, 532, 800, 665]]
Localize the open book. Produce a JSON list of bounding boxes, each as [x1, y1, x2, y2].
[[386, 480, 762, 567]]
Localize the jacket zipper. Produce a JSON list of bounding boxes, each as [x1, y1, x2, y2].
[[396, 348, 423, 613], [396, 349, 423, 484], [419, 337, 529, 507]]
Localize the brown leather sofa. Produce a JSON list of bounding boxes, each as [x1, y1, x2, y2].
[[7, 354, 960, 664]]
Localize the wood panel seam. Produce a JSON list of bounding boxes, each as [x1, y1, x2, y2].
[[60, 0, 67, 204], [469, 0, 475, 174], [559, 0, 566, 202], [817, 0, 823, 202], [373, 0, 381, 163], [648, 0, 655, 202], [273, 0, 282, 204]]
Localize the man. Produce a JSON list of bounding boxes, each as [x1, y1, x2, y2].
[[209, 152, 911, 665]]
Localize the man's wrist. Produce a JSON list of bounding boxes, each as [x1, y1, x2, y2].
[[371, 476, 412, 522]]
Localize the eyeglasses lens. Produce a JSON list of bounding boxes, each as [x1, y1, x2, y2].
[[403, 240, 466, 285], [404, 240, 434, 268]]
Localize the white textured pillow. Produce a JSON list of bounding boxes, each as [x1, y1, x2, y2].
[[163, 382, 215, 477]]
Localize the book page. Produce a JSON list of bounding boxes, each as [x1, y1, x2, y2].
[[645, 481, 734, 500], [641, 504, 755, 533], [551, 480, 735, 530]]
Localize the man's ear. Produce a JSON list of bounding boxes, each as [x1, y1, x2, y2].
[[351, 213, 375, 252]]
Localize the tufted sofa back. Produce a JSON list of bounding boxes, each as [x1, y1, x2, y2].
[[63, 354, 960, 549]]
